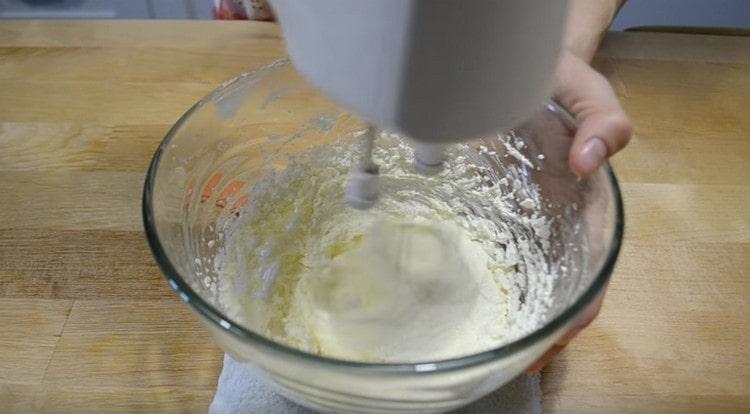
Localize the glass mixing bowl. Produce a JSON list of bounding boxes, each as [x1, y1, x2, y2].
[[143, 60, 623, 413]]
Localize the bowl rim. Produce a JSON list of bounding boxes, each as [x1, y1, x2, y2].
[[142, 62, 624, 374]]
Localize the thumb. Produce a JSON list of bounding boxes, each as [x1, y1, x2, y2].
[[553, 52, 633, 176]]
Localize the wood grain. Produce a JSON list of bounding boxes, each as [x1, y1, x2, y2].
[[43, 301, 222, 388], [0, 21, 748, 413], [0, 299, 73, 384]]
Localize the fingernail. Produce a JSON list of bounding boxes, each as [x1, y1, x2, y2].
[[578, 137, 608, 174]]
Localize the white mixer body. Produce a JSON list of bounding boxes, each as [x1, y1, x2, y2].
[[272, 0, 569, 143]]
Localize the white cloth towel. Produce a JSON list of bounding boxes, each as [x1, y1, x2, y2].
[[210, 355, 541, 414]]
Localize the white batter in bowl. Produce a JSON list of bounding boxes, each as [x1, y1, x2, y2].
[[215, 132, 558, 363]]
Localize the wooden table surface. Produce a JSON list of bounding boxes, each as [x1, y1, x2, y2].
[[0, 20, 748, 413]]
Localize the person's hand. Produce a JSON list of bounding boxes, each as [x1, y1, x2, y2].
[[554, 50, 633, 177], [526, 49, 632, 372], [527, 289, 606, 372]]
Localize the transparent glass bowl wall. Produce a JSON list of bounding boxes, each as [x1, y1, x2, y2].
[[143, 60, 623, 414]]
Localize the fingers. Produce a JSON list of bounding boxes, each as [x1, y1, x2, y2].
[[525, 289, 607, 373], [553, 52, 633, 176], [557, 289, 606, 345], [526, 343, 565, 373]]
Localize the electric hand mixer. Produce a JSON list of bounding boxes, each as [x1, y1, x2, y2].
[[272, 0, 570, 209]]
